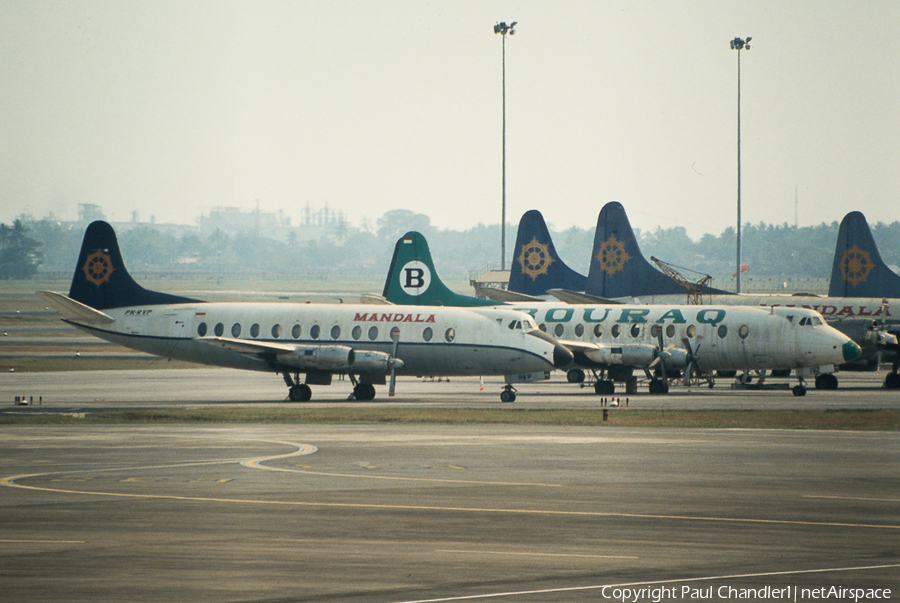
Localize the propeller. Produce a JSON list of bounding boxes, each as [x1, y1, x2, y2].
[[649, 327, 669, 379], [389, 327, 401, 397], [681, 337, 701, 385]]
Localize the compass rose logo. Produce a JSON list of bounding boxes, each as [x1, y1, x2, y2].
[[839, 245, 874, 286], [596, 235, 631, 277], [516, 237, 553, 281], [82, 250, 115, 286]]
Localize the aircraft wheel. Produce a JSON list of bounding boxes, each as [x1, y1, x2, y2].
[[354, 383, 376, 401], [648, 379, 668, 394], [884, 373, 900, 389], [792, 385, 807, 397], [500, 389, 516, 403], [289, 384, 312, 402], [815, 374, 839, 390], [593, 380, 614, 395], [566, 369, 586, 383]]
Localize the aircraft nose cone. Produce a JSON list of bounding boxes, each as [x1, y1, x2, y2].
[[553, 344, 574, 368], [842, 340, 861, 362]]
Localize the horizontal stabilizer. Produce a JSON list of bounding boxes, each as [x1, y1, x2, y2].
[[359, 293, 394, 305], [38, 291, 115, 324], [547, 289, 622, 305], [478, 288, 544, 303]]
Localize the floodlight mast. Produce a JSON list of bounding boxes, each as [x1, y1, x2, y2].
[[730, 36, 750, 293], [494, 21, 516, 273]]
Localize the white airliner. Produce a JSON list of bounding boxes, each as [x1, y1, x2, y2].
[[39, 221, 573, 402], [382, 232, 862, 397]]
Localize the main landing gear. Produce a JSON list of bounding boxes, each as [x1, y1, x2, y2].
[[792, 377, 808, 397], [283, 371, 380, 402]]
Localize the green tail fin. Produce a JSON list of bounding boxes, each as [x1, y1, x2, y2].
[[382, 232, 498, 307]]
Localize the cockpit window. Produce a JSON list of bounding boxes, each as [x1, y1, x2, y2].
[[798, 316, 823, 327], [508, 319, 523, 330]]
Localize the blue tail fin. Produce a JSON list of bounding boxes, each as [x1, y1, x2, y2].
[[585, 202, 731, 298], [68, 221, 200, 310], [382, 232, 497, 306], [829, 211, 900, 298], [508, 210, 587, 296]]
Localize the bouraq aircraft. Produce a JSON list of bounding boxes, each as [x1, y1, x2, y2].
[[379, 232, 860, 397], [39, 221, 573, 402], [497, 204, 900, 389]]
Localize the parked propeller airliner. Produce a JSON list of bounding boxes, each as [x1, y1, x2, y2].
[[582, 203, 899, 388], [39, 221, 573, 402], [497, 205, 900, 389], [381, 232, 860, 397]]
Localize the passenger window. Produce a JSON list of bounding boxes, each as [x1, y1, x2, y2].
[[739, 325, 750, 339], [310, 325, 320, 339], [368, 326, 378, 340], [331, 325, 340, 339], [650, 325, 662, 337], [611, 324, 620, 338], [291, 324, 301, 339], [574, 324, 584, 337], [445, 328, 456, 343], [231, 323, 241, 337], [666, 324, 676, 338], [272, 324, 282, 339], [250, 323, 260, 338], [554, 324, 564, 337], [352, 325, 362, 340], [630, 324, 641, 338], [593, 324, 603, 337], [423, 327, 433, 342], [214, 323, 224, 337], [718, 325, 728, 338], [686, 325, 696, 338], [197, 322, 207, 337]]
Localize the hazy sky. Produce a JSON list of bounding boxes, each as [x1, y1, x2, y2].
[[2, 1, 898, 240]]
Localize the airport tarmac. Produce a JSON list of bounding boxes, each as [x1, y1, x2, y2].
[[0, 369, 898, 602], [1, 367, 898, 411], [1, 423, 898, 602]]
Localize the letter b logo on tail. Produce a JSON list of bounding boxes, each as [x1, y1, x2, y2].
[[400, 261, 431, 297]]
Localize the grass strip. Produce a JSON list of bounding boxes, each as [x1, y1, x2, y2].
[[2, 408, 899, 430]]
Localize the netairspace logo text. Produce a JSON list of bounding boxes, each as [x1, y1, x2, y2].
[[600, 584, 892, 602]]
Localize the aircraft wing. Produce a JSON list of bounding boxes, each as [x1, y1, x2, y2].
[[557, 339, 685, 369], [37, 291, 115, 324], [197, 337, 397, 372], [478, 288, 543, 303], [546, 289, 622, 305]]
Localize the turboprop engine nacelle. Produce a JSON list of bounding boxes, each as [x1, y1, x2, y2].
[[277, 345, 354, 370], [656, 346, 690, 369], [352, 350, 403, 373], [584, 344, 659, 367]]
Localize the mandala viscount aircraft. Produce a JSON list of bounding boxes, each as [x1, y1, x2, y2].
[[500, 204, 900, 389], [381, 232, 860, 397], [39, 221, 573, 402]]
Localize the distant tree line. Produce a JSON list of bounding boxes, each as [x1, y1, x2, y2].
[[3, 211, 899, 285]]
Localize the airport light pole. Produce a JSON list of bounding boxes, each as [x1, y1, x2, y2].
[[494, 21, 516, 271], [730, 36, 750, 293]]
